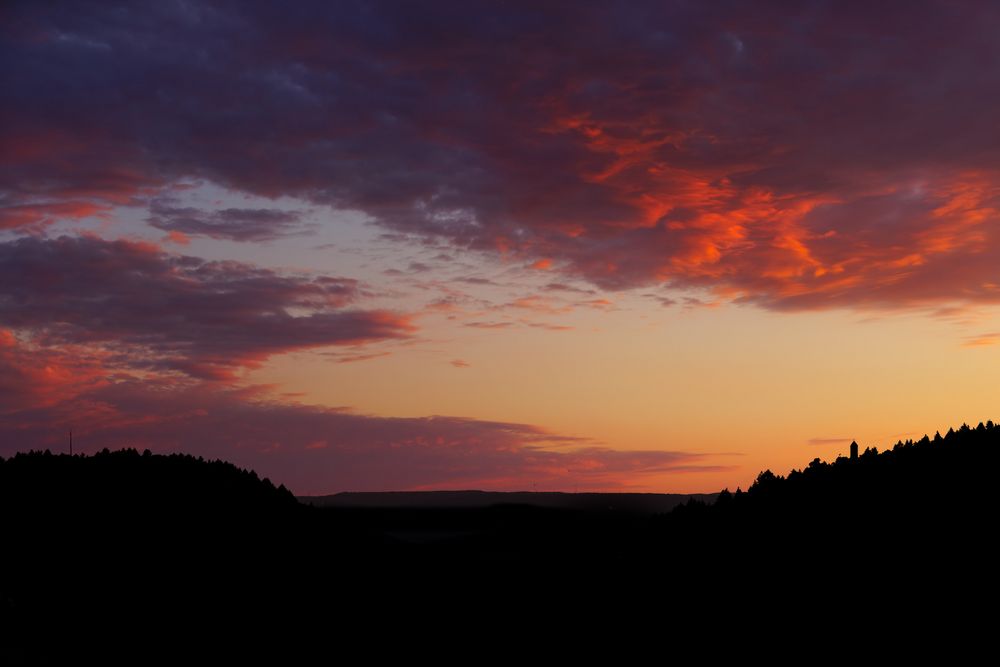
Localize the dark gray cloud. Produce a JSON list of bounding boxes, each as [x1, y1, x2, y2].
[[147, 198, 310, 241], [0, 235, 413, 379]]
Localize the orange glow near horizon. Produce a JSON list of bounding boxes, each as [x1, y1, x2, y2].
[[253, 284, 1000, 493]]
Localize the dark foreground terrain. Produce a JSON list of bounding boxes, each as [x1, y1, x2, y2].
[[3, 423, 999, 660]]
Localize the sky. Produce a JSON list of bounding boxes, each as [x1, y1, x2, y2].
[[2, 1, 1000, 494]]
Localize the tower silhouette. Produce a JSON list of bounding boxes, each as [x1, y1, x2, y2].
[[850, 440, 858, 460]]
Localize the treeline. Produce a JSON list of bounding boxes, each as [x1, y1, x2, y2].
[[674, 420, 999, 519], [0, 447, 299, 517], [659, 421, 1000, 579]]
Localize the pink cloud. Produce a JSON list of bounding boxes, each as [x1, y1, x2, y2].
[[0, 373, 727, 495], [962, 332, 1000, 348], [0, 313, 730, 495], [329, 351, 393, 364]]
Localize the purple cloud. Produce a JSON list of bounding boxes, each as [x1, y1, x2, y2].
[[4, 2, 1000, 308], [146, 198, 311, 242], [0, 369, 726, 494], [0, 235, 413, 380]]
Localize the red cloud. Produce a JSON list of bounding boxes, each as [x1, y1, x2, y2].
[[0, 200, 111, 230], [0, 330, 111, 412]]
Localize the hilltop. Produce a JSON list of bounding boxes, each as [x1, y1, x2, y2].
[[0, 447, 299, 516]]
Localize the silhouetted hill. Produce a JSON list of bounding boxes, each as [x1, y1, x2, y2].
[[301, 489, 717, 513], [0, 447, 299, 517], [0, 448, 371, 663]]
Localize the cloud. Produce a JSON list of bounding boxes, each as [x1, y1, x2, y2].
[[449, 359, 471, 368], [0, 198, 112, 231], [146, 198, 311, 242], [806, 437, 853, 446], [0, 236, 413, 380], [962, 332, 1000, 348], [0, 368, 721, 494], [5, 2, 1000, 309], [0, 329, 109, 413], [503, 295, 571, 315], [464, 321, 514, 329], [329, 351, 393, 364], [542, 283, 595, 295], [458, 276, 498, 286], [524, 322, 573, 332]]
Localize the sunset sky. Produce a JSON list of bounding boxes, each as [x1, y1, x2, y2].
[[3, 1, 1000, 494]]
